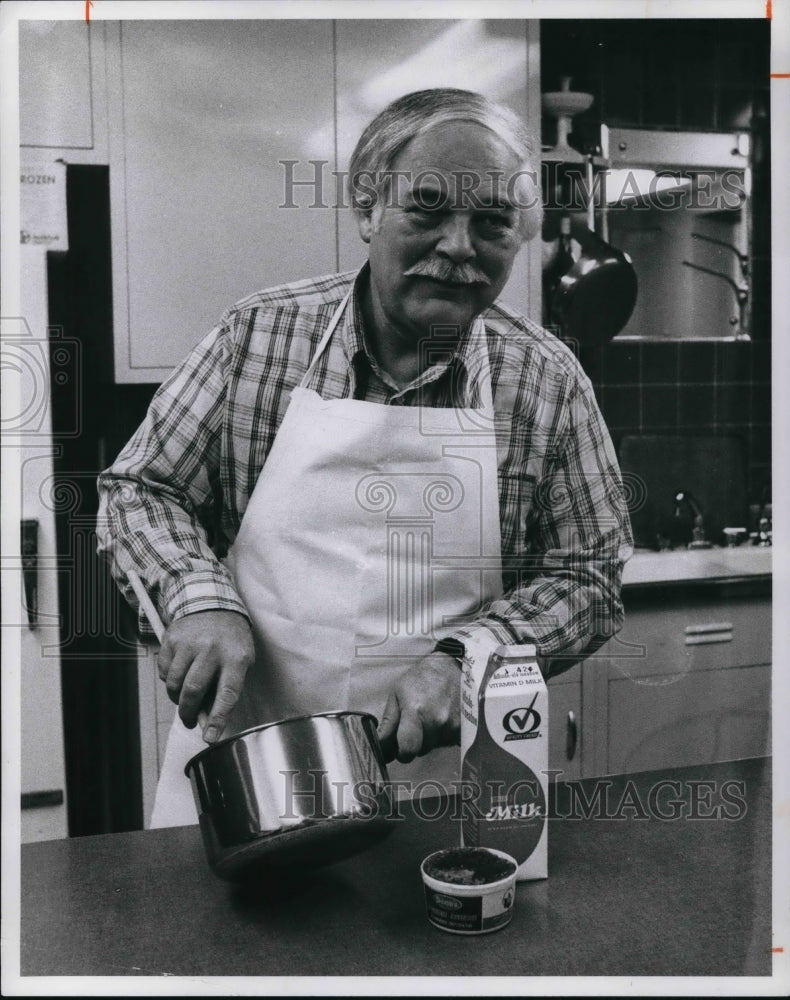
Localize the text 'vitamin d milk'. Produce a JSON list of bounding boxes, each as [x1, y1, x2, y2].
[[460, 637, 548, 881]]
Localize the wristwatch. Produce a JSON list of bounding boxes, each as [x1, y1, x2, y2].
[[433, 637, 466, 663]]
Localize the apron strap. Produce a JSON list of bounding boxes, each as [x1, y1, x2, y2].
[[299, 283, 495, 416], [467, 318, 495, 415], [299, 288, 354, 389]]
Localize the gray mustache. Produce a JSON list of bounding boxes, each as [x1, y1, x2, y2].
[[404, 259, 491, 285]]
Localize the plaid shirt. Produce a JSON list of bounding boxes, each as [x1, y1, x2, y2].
[[97, 266, 632, 666]]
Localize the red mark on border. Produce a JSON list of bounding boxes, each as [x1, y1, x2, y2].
[[770, 73, 790, 78], [85, 0, 93, 22], [768, 947, 784, 952], [766, 0, 772, 17]]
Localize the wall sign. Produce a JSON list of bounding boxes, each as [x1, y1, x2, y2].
[[20, 158, 68, 250]]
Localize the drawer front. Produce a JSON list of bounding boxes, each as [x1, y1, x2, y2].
[[607, 663, 771, 773], [602, 598, 772, 681]]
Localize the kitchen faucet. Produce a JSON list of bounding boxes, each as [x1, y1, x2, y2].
[[673, 490, 713, 549]]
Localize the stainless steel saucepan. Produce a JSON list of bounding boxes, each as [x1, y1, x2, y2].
[[185, 711, 394, 881], [127, 572, 394, 882]]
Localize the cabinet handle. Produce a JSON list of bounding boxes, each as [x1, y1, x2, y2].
[[684, 621, 733, 646], [685, 633, 733, 646], [21, 789, 64, 809], [685, 622, 733, 635], [566, 711, 578, 761], [21, 519, 39, 629]]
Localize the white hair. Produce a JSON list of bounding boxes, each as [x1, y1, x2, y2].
[[348, 88, 541, 238]]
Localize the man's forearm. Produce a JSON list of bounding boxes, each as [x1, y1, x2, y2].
[[440, 544, 626, 677], [96, 473, 248, 634], [96, 319, 247, 631]]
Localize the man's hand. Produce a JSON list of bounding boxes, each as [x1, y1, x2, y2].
[[377, 652, 461, 764], [156, 610, 255, 744]]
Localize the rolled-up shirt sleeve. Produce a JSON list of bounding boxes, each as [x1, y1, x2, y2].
[[449, 372, 633, 676], [96, 319, 249, 635]]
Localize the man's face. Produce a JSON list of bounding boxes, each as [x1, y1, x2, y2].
[[358, 121, 538, 349]]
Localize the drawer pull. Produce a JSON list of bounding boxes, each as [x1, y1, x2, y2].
[[21, 519, 39, 629], [566, 711, 578, 761], [685, 632, 733, 646], [21, 789, 64, 809], [684, 622, 733, 635]]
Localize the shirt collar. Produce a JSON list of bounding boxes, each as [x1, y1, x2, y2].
[[340, 262, 487, 397]]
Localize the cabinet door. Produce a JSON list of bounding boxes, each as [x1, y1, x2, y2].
[[607, 663, 771, 773], [595, 597, 772, 775], [108, 21, 337, 381], [605, 599, 772, 682], [20, 21, 92, 149], [19, 21, 109, 163]]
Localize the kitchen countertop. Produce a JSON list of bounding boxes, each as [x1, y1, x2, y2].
[[623, 545, 771, 600], [20, 757, 771, 979]]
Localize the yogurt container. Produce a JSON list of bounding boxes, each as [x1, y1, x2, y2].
[[420, 847, 518, 935]]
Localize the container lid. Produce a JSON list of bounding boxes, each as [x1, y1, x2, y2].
[[421, 847, 518, 887]]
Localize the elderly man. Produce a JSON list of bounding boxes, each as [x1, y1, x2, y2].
[[97, 89, 632, 827]]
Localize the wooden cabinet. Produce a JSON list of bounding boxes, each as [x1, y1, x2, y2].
[[584, 592, 772, 777]]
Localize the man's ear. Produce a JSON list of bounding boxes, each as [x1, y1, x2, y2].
[[517, 172, 544, 243], [520, 200, 544, 243], [356, 209, 374, 245]]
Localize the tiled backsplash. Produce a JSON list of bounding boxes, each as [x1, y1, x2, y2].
[[540, 18, 770, 134], [581, 339, 771, 505], [538, 18, 771, 512]]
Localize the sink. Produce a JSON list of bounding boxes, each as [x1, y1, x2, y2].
[[623, 545, 772, 586]]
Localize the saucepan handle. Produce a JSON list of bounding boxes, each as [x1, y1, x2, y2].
[[127, 570, 210, 732]]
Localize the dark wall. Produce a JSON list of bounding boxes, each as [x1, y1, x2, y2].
[[540, 18, 771, 507], [48, 165, 157, 835], [540, 18, 770, 132]]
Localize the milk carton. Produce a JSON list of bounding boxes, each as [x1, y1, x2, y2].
[[460, 635, 548, 881]]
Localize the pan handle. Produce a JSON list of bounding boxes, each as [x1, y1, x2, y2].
[[128, 570, 165, 642], [691, 232, 749, 276], [128, 570, 209, 732], [681, 259, 749, 337], [681, 259, 748, 301]]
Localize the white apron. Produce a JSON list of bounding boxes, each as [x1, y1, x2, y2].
[[151, 289, 503, 827]]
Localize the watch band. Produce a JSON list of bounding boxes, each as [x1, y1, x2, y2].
[[434, 637, 466, 662]]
